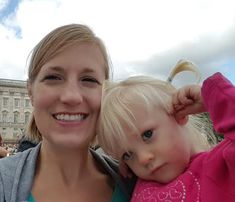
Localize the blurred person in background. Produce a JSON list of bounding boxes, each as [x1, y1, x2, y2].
[[0, 133, 8, 158]]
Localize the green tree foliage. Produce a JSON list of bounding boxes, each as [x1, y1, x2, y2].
[[196, 112, 223, 144]]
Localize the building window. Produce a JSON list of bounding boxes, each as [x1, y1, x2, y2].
[[3, 97, 8, 107], [1, 132, 6, 137], [14, 112, 19, 123], [25, 99, 30, 107], [1, 128, 6, 137], [25, 112, 30, 124], [13, 133, 18, 138], [2, 111, 8, 123], [14, 98, 20, 107]]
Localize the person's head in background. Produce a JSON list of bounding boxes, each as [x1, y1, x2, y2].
[[26, 24, 111, 149], [0, 133, 2, 146], [98, 60, 213, 184]]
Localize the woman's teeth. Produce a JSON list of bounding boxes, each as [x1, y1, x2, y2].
[[55, 114, 85, 121]]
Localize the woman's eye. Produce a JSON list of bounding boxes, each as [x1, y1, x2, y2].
[[122, 151, 133, 161], [142, 130, 153, 141], [44, 75, 61, 80], [82, 77, 100, 84]]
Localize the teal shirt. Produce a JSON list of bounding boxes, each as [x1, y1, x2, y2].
[[27, 184, 129, 202], [111, 184, 129, 202], [27, 193, 34, 202]]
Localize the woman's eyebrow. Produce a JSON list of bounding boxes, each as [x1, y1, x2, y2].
[[45, 66, 65, 73], [47, 66, 96, 74], [81, 67, 97, 74]]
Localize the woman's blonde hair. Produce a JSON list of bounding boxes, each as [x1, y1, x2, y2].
[[98, 60, 213, 158], [26, 24, 111, 142]]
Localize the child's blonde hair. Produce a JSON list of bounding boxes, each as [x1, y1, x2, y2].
[[98, 60, 213, 159], [167, 59, 201, 83]]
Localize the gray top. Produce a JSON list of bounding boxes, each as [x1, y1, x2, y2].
[[0, 144, 135, 202]]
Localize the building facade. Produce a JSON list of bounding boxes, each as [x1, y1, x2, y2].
[[0, 78, 33, 141]]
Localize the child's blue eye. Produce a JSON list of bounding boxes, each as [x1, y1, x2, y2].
[[142, 130, 153, 141], [122, 151, 133, 161]]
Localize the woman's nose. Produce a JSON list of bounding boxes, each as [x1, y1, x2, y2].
[[60, 82, 83, 105]]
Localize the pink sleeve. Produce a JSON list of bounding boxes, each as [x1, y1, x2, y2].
[[201, 72, 235, 140]]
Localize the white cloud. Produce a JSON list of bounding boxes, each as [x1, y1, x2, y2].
[[0, 0, 235, 83], [0, 0, 8, 11]]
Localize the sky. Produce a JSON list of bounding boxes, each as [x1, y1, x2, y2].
[[0, 0, 235, 86]]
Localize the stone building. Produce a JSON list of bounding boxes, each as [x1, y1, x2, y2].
[[0, 78, 33, 142]]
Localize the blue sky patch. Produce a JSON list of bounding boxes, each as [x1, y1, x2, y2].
[[0, 0, 22, 38], [219, 60, 235, 84]]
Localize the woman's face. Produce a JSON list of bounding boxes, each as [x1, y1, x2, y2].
[[28, 42, 106, 149]]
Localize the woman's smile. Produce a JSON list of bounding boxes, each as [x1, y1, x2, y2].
[[53, 113, 88, 122]]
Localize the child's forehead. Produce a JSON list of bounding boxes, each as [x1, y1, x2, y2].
[[119, 103, 168, 139], [128, 101, 165, 121], [125, 90, 165, 107]]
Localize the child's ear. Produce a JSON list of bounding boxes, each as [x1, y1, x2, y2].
[[166, 107, 188, 125], [176, 115, 189, 125]]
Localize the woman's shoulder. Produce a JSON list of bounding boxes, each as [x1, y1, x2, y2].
[[90, 147, 119, 175], [90, 147, 137, 199], [0, 150, 28, 171], [94, 147, 118, 165], [0, 144, 40, 179], [0, 145, 40, 201]]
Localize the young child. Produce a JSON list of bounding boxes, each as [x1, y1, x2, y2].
[[98, 63, 235, 201]]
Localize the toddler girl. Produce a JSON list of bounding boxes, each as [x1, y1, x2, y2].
[[98, 61, 235, 201]]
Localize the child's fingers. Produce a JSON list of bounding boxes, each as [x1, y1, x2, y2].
[[174, 101, 206, 121], [174, 106, 196, 123], [172, 87, 193, 112], [178, 87, 194, 105]]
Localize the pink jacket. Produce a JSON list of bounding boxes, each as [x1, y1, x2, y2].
[[131, 73, 235, 202]]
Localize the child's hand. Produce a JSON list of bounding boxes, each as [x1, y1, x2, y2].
[[171, 85, 206, 123]]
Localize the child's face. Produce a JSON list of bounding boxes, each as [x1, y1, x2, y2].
[[119, 104, 193, 184]]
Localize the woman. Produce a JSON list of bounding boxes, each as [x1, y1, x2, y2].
[[0, 24, 134, 202]]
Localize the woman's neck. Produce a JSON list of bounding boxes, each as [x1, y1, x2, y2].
[[37, 141, 98, 186], [32, 141, 113, 202]]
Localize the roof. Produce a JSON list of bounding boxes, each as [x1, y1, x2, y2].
[[0, 78, 27, 88]]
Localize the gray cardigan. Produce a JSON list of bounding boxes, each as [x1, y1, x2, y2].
[[0, 144, 135, 202]]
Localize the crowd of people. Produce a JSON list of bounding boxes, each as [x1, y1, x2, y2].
[[0, 23, 234, 202], [1, 143, 18, 155], [0, 134, 28, 157], [0, 135, 9, 157]]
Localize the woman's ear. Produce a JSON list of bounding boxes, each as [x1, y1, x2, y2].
[[27, 81, 34, 106]]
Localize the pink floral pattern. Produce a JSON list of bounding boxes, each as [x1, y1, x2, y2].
[[131, 171, 200, 202]]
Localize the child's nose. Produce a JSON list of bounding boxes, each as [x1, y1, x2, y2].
[[137, 151, 154, 166]]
